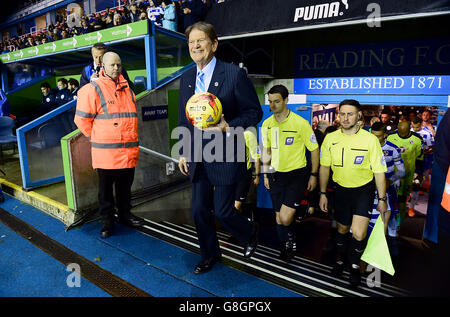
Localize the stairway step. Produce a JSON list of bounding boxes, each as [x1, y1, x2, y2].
[[136, 218, 409, 297]]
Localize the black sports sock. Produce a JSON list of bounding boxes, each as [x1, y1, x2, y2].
[[335, 232, 349, 264], [287, 221, 296, 241], [278, 224, 289, 242], [348, 236, 367, 269]]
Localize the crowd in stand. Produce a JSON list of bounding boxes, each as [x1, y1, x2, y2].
[[1, 0, 229, 54], [18, 0, 42, 10]]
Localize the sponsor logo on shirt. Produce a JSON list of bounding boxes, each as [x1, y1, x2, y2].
[[354, 156, 364, 165], [310, 133, 317, 143], [285, 137, 294, 145]]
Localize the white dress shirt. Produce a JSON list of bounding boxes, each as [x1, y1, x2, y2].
[[196, 56, 216, 92]]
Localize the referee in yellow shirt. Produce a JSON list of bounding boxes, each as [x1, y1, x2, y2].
[[319, 99, 387, 289], [234, 129, 261, 217], [261, 85, 320, 261]]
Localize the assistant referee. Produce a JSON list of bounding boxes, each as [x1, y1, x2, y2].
[[261, 84, 319, 261], [319, 99, 387, 289]]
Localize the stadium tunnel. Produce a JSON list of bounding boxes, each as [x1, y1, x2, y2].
[[205, 2, 450, 248], [2, 3, 447, 295]]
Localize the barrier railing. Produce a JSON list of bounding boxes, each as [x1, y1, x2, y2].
[[17, 99, 77, 189]]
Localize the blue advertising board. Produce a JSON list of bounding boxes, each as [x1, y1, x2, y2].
[[294, 38, 450, 78], [294, 75, 450, 95]]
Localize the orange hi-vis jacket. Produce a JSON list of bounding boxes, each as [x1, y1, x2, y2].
[[442, 168, 450, 212], [74, 70, 139, 170]]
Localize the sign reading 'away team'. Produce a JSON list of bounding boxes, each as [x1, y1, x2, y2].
[[142, 105, 168, 121], [1, 20, 148, 63]]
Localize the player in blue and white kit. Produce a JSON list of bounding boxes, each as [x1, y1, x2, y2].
[[409, 117, 434, 216], [370, 122, 406, 256], [147, 3, 164, 26]]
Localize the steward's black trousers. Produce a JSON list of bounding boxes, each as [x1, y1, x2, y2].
[[97, 167, 135, 220]]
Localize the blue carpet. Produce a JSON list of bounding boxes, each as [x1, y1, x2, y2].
[[0, 221, 109, 297], [0, 195, 300, 297]]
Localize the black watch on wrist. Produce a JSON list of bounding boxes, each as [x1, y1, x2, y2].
[[378, 196, 387, 202], [320, 191, 327, 196], [311, 172, 318, 177]]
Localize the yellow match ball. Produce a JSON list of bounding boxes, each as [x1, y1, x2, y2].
[[185, 92, 222, 129]]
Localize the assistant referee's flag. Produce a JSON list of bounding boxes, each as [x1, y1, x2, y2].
[[361, 215, 395, 276]]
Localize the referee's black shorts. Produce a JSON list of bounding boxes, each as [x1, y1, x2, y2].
[[235, 168, 253, 202], [268, 167, 309, 212], [333, 180, 376, 226]]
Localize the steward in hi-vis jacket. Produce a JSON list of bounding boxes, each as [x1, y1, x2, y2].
[[74, 51, 144, 239]]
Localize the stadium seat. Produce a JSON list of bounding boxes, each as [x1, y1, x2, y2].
[[0, 116, 17, 161], [134, 76, 147, 95], [37, 121, 63, 148]]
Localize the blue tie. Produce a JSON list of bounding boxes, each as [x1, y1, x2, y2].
[[195, 70, 205, 94]]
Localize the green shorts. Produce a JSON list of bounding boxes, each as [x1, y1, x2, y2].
[[397, 172, 414, 198]]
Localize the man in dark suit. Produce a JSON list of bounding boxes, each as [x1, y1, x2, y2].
[[55, 78, 71, 106], [79, 42, 134, 92], [177, 22, 262, 274], [35, 82, 57, 118], [180, 0, 206, 31]]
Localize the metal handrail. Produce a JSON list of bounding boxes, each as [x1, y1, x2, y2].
[[139, 145, 179, 164]]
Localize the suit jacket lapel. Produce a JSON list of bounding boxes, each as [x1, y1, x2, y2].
[[207, 59, 224, 96], [186, 67, 196, 97]]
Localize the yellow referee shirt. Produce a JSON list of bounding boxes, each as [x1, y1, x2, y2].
[[261, 111, 318, 172], [320, 128, 387, 188], [245, 130, 260, 170]]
